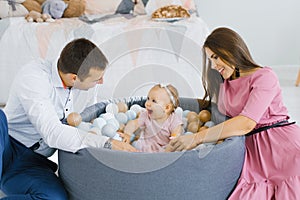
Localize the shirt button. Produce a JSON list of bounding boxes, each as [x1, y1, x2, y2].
[[66, 109, 68, 111]]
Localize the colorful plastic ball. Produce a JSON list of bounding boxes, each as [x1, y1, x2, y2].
[[187, 121, 199, 133], [77, 122, 92, 131], [113, 133, 123, 141], [175, 107, 183, 117], [100, 113, 115, 121], [106, 118, 120, 130], [88, 127, 102, 135], [204, 121, 215, 128], [101, 123, 118, 138], [67, 112, 82, 127], [117, 102, 128, 113], [105, 103, 119, 114], [115, 112, 128, 125], [183, 110, 190, 118], [198, 110, 211, 123], [92, 117, 107, 130], [126, 110, 137, 121], [187, 111, 199, 123], [130, 104, 142, 115], [182, 117, 188, 130]]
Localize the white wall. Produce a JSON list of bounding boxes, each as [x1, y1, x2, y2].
[[195, 0, 300, 66]]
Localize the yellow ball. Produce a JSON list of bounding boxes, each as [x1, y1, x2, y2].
[[186, 111, 199, 123], [117, 102, 128, 113], [67, 112, 82, 127], [198, 110, 211, 123], [187, 121, 200, 133]]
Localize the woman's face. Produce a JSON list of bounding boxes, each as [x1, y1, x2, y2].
[[205, 47, 234, 80]]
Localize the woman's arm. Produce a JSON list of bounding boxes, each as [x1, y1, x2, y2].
[[170, 124, 184, 139], [165, 115, 256, 152]]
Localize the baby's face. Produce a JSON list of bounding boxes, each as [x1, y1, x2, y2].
[[145, 87, 171, 120]]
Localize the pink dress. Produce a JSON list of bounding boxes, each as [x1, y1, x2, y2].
[[134, 111, 183, 152], [218, 67, 300, 199]]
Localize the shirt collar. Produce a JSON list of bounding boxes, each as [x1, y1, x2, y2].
[[51, 59, 67, 89]]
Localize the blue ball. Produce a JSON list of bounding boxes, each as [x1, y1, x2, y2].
[[101, 123, 117, 138], [115, 112, 128, 125], [126, 110, 137, 121]]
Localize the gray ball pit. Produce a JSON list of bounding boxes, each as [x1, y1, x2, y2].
[[58, 97, 245, 200]]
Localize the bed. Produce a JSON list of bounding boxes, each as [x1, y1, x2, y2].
[[0, 0, 209, 108]]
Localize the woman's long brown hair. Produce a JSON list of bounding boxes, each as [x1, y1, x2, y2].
[[201, 27, 262, 105]]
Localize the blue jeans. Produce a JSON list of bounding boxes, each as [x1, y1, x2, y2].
[[0, 110, 68, 200]]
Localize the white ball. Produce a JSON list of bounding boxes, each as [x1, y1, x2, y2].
[[115, 112, 128, 125], [182, 117, 188, 130], [204, 121, 215, 128], [92, 118, 107, 130], [100, 113, 115, 121], [89, 127, 102, 135], [101, 123, 118, 138], [105, 103, 119, 114], [183, 110, 191, 118], [126, 110, 137, 121], [175, 107, 183, 117], [130, 104, 142, 114], [106, 118, 120, 130], [113, 133, 123, 141], [77, 122, 92, 131], [184, 131, 193, 135]]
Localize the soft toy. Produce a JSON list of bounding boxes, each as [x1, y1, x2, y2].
[[62, 0, 85, 18], [22, 0, 42, 13], [41, 0, 68, 19], [0, 0, 29, 19], [25, 10, 54, 22], [22, 0, 85, 19]]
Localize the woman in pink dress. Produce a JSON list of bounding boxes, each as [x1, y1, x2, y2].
[[166, 27, 300, 199]]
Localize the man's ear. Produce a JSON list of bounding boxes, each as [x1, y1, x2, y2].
[[68, 73, 77, 86], [72, 74, 77, 81]]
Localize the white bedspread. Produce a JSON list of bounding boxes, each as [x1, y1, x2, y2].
[[0, 15, 209, 106]]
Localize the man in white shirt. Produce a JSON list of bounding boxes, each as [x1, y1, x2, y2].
[[1, 38, 136, 199]]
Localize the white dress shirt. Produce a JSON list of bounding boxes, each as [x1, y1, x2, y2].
[[4, 59, 109, 157]]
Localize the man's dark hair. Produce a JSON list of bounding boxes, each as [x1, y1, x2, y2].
[[57, 38, 108, 81]]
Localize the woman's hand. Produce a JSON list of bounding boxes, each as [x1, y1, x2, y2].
[[111, 139, 138, 152], [165, 133, 201, 152]]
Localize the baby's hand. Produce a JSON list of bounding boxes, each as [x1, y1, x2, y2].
[[118, 132, 131, 143], [169, 133, 179, 140]]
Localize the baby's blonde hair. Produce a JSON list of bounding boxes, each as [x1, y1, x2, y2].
[[155, 84, 179, 111]]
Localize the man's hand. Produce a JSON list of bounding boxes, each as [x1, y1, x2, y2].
[[111, 139, 138, 152]]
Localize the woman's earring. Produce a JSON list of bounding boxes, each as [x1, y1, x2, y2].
[[235, 67, 240, 78]]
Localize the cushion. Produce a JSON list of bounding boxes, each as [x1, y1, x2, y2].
[[58, 97, 245, 200], [0, 1, 28, 19], [84, 0, 197, 16], [84, 0, 148, 15]]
